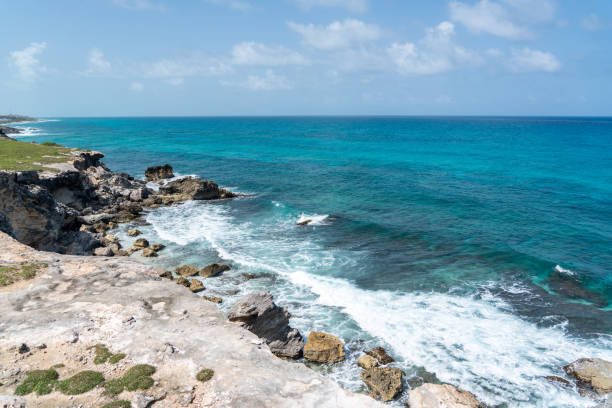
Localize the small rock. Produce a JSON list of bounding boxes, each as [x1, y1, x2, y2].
[[303, 331, 345, 364], [142, 248, 158, 257], [407, 383, 481, 408], [545, 375, 571, 387], [176, 277, 190, 287], [102, 234, 119, 245], [202, 296, 223, 304], [17, 344, 29, 354], [297, 219, 312, 226], [175, 265, 199, 277], [145, 164, 174, 182], [361, 366, 403, 402], [564, 358, 612, 396], [357, 354, 378, 369], [189, 279, 205, 293], [158, 270, 173, 280], [151, 243, 165, 252], [94, 246, 114, 257], [199, 263, 230, 278], [365, 346, 394, 365], [128, 229, 142, 237], [133, 238, 149, 248]]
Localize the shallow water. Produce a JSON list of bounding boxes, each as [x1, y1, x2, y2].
[[15, 116, 612, 407]]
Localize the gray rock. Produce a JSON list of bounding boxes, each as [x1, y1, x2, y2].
[[94, 247, 114, 256], [158, 177, 235, 201], [0, 395, 27, 408], [145, 164, 174, 181], [199, 263, 230, 278], [228, 291, 303, 359]]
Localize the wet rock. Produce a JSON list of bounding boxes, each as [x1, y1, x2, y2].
[[228, 291, 303, 359], [158, 177, 235, 201], [357, 355, 378, 369], [142, 248, 158, 257], [407, 383, 482, 408], [94, 246, 114, 256], [176, 277, 190, 287], [199, 263, 230, 278], [564, 358, 612, 396], [297, 219, 312, 226], [360, 366, 403, 402], [151, 243, 165, 252], [202, 296, 222, 304], [189, 279, 205, 293], [133, 238, 149, 248], [175, 265, 199, 277], [365, 346, 394, 365], [145, 164, 174, 181], [303, 332, 345, 364], [128, 229, 142, 237], [545, 375, 571, 387]]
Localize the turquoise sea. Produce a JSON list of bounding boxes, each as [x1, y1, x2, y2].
[[15, 117, 612, 407]]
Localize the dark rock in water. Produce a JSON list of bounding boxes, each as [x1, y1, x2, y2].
[[158, 177, 235, 201], [365, 346, 394, 365], [151, 243, 165, 252], [564, 358, 612, 396], [303, 331, 345, 364], [360, 366, 403, 402], [133, 238, 149, 248], [547, 272, 608, 307], [145, 164, 174, 181], [128, 228, 142, 237], [227, 291, 303, 359], [297, 219, 312, 226], [199, 263, 230, 278], [545, 375, 571, 386], [175, 265, 199, 277], [142, 248, 157, 257]]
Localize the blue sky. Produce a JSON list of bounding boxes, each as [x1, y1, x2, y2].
[[2, 0, 611, 116]]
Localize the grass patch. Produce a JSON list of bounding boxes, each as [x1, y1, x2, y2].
[[109, 353, 126, 364], [15, 369, 59, 396], [40, 142, 62, 147], [102, 401, 131, 408], [56, 370, 104, 395], [91, 344, 126, 365], [0, 263, 47, 287], [0, 139, 72, 172], [196, 368, 214, 382], [104, 364, 156, 395]]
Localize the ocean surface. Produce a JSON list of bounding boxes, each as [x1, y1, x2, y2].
[[15, 117, 612, 407]]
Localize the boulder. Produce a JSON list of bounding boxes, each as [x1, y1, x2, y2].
[[158, 177, 235, 201], [128, 229, 142, 237], [407, 383, 481, 408], [202, 296, 222, 304], [175, 265, 199, 277], [200, 263, 230, 278], [94, 247, 114, 257], [133, 238, 149, 248], [366, 346, 394, 365], [227, 291, 303, 359], [564, 358, 612, 396], [142, 248, 158, 257], [189, 279, 205, 293], [176, 277, 190, 287], [358, 355, 378, 369], [145, 164, 174, 182], [151, 243, 165, 252], [303, 332, 345, 364], [360, 366, 403, 402], [102, 234, 119, 245]]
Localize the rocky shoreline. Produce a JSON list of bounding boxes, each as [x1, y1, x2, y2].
[[0, 144, 610, 407]]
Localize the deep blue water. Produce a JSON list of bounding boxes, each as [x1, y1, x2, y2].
[[15, 117, 612, 407]]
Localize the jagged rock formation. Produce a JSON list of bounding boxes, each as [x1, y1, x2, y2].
[[145, 164, 174, 181], [303, 331, 345, 364], [360, 367, 403, 402]]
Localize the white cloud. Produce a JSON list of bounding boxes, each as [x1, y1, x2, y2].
[[202, 0, 252, 12], [450, 0, 530, 39], [581, 14, 603, 31], [293, 0, 367, 13], [129, 81, 144, 91], [508, 47, 560, 72], [222, 70, 292, 91], [387, 21, 479, 75], [83, 48, 112, 76], [9, 42, 47, 83], [288, 18, 381, 50], [112, 0, 164, 11], [231, 42, 308, 66], [142, 54, 232, 78]]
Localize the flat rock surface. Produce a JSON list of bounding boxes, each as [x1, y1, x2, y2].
[[408, 383, 482, 408], [0, 232, 381, 408]]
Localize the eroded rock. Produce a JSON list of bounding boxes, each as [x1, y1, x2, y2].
[[303, 332, 345, 364], [145, 164, 174, 182], [133, 238, 149, 248], [365, 346, 394, 365], [360, 366, 403, 402], [199, 263, 230, 278], [189, 279, 205, 293], [175, 265, 199, 277], [158, 177, 235, 201], [564, 358, 612, 396], [357, 355, 378, 369]]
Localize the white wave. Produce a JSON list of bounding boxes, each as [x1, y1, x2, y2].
[[555, 265, 575, 276], [13, 126, 42, 137], [297, 213, 330, 226]]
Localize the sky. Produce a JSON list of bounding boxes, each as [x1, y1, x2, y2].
[[2, 0, 612, 116]]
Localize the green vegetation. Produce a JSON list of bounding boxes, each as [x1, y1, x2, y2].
[[196, 368, 214, 382], [52, 363, 65, 369], [40, 142, 62, 147], [15, 369, 59, 396], [56, 371, 104, 395], [0, 381, 4, 386], [91, 344, 126, 365], [0, 263, 47, 286], [104, 364, 156, 395], [102, 400, 131, 408], [0, 139, 71, 172]]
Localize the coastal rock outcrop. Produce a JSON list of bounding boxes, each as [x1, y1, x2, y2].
[[175, 265, 199, 277], [358, 355, 378, 369], [564, 358, 612, 396], [360, 367, 403, 402], [145, 164, 174, 181], [407, 383, 482, 408], [227, 291, 304, 359], [200, 263, 230, 278], [303, 332, 345, 364], [158, 177, 236, 202], [365, 347, 394, 365]]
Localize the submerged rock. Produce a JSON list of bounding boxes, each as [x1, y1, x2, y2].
[[365, 346, 394, 365], [227, 291, 303, 359], [199, 263, 230, 278], [303, 332, 345, 364], [175, 265, 199, 277], [564, 358, 612, 396], [360, 366, 403, 402], [145, 164, 174, 182], [407, 383, 482, 408]]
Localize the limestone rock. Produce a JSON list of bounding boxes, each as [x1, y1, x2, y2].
[[366, 346, 394, 365], [128, 229, 142, 237], [545, 375, 571, 386], [176, 277, 190, 287], [358, 355, 378, 369], [202, 296, 222, 304], [228, 291, 303, 359], [142, 248, 158, 257], [200, 263, 230, 278], [564, 358, 612, 395], [360, 366, 403, 402], [145, 164, 174, 181], [133, 238, 149, 248], [94, 246, 114, 257], [175, 265, 199, 277], [407, 383, 481, 408], [303, 332, 345, 364], [189, 279, 205, 293], [158, 177, 235, 201], [151, 243, 165, 252]]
